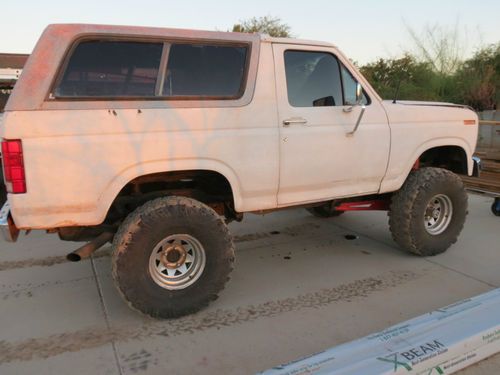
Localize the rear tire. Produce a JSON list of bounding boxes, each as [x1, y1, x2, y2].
[[388, 167, 467, 256], [112, 196, 235, 319]]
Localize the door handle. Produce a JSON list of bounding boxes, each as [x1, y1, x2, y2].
[[283, 117, 308, 126]]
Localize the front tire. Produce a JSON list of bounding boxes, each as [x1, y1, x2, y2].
[[388, 167, 467, 256], [112, 196, 235, 319]]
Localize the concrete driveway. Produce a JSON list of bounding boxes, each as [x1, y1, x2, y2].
[[0, 194, 498, 374]]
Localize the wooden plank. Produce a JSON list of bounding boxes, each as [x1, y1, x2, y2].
[[475, 149, 500, 161], [481, 160, 500, 174], [462, 175, 500, 195], [479, 120, 500, 126]]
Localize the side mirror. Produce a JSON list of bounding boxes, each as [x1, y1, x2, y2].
[[356, 83, 363, 104], [345, 83, 366, 137]]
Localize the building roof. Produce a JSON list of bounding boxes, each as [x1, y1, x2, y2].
[[0, 53, 29, 69]]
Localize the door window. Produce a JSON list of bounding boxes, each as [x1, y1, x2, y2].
[[284, 51, 342, 107]]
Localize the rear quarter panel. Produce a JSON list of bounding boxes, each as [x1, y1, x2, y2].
[[1, 26, 280, 229]]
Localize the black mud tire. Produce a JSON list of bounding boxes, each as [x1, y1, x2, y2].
[[306, 203, 344, 218], [388, 167, 467, 256], [492, 198, 500, 217], [111, 196, 235, 319]]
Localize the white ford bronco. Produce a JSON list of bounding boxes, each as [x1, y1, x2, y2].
[[0, 24, 479, 318]]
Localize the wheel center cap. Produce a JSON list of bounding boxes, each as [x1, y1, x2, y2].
[[161, 245, 187, 269]]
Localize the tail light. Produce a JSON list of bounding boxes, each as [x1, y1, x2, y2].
[[1, 139, 26, 194]]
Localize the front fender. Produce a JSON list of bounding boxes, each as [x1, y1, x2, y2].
[[380, 137, 473, 194]]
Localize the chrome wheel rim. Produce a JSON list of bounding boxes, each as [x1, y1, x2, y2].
[[149, 234, 206, 290], [424, 194, 453, 235]]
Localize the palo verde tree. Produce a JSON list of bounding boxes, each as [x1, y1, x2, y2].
[[360, 45, 500, 111], [360, 54, 442, 101], [453, 43, 500, 111], [405, 21, 468, 76], [231, 16, 292, 37], [402, 22, 471, 100], [360, 21, 500, 110]]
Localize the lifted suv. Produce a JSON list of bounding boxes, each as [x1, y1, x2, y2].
[[1, 24, 479, 318]]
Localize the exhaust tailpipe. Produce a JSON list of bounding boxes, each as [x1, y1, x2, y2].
[[66, 232, 114, 262]]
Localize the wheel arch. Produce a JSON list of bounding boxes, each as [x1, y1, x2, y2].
[[418, 145, 469, 175], [380, 138, 473, 194], [97, 159, 242, 224]]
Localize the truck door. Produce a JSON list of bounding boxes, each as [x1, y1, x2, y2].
[[272, 43, 390, 206]]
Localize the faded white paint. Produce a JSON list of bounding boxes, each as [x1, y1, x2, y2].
[[0, 24, 478, 229]]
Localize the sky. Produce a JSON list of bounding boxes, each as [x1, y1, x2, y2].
[[1, 0, 499, 64]]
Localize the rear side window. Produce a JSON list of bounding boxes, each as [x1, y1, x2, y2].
[[284, 51, 343, 107], [163, 44, 248, 98], [54, 41, 163, 97]]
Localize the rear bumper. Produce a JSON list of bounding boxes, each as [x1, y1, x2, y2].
[[0, 202, 19, 242]]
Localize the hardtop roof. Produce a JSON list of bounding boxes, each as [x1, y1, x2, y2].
[[5, 23, 339, 111], [42, 23, 336, 48], [260, 35, 336, 48]]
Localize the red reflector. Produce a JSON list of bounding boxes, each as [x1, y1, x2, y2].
[[6, 141, 22, 153], [11, 181, 26, 194], [1, 139, 26, 194], [10, 166, 25, 180], [464, 120, 476, 125]]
